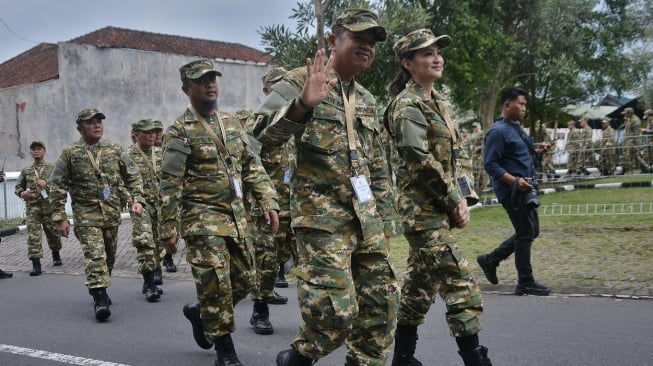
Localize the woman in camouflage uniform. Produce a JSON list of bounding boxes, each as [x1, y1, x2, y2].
[[385, 29, 491, 366]]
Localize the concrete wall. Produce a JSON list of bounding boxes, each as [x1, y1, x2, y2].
[[0, 42, 272, 172]]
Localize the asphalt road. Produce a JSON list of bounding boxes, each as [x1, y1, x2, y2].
[[0, 273, 651, 366]]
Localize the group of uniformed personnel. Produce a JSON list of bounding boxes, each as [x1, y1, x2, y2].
[[565, 109, 652, 176], [2, 8, 505, 366]]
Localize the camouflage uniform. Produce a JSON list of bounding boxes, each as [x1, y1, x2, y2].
[[248, 69, 298, 304], [50, 120, 144, 289], [256, 63, 401, 363], [620, 111, 642, 173], [580, 124, 593, 169], [566, 125, 583, 174], [385, 78, 483, 338], [127, 119, 163, 275], [159, 102, 278, 340], [599, 121, 616, 175], [15, 159, 62, 259], [469, 125, 487, 194]]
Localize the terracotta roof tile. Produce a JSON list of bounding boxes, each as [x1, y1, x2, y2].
[[0, 26, 271, 89], [0, 43, 59, 89]]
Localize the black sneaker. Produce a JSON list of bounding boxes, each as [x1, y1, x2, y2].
[[515, 281, 550, 296], [476, 254, 499, 284]]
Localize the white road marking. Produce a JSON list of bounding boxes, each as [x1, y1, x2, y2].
[[0, 343, 132, 366]]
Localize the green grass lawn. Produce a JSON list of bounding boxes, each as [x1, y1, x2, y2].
[[390, 185, 653, 295]]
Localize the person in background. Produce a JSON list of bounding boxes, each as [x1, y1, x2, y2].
[[385, 28, 491, 366], [158, 59, 279, 366], [15, 141, 62, 275], [50, 108, 146, 321], [0, 172, 14, 279], [599, 118, 616, 176], [127, 119, 164, 302], [255, 9, 401, 366], [470, 122, 488, 195], [579, 118, 593, 171], [477, 87, 552, 297], [565, 120, 583, 175], [247, 66, 294, 338]]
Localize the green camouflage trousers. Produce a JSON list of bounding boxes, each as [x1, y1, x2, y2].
[[399, 229, 483, 337], [292, 223, 399, 366], [185, 235, 254, 340], [251, 216, 296, 302], [25, 209, 61, 259], [130, 204, 157, 274], [73, 225, 118, 289]]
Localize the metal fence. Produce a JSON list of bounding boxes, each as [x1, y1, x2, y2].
[[0, 172, 72, 225], [539, 202, 653, 216]]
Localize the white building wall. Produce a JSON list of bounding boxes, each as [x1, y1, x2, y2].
[[0, 42, 272, 173]]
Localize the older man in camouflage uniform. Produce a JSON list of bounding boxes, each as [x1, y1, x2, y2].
[[256, 9, 401, 366], [15, 141, 62, 276], [246, 66, 295, 337], [159, 59, 279, 366], [127, 119, 164, 302], [50, 108, 146, 321], [599, 119, 616, 175]]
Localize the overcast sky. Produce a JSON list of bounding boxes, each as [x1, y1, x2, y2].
[[0, 0, 299, 64]]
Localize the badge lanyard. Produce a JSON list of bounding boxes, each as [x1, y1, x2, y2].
[[135, 145, 157, 176], [85, 146, 111, 201], [190, 104, 243, 198], [341, 80, 373, 203], [33, 164, 48, 199]]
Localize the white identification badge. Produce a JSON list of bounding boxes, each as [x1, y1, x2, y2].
[[283, 167, 292, 185], [103, 185, 111, 201], [350, 175, 373, 203], [40, 190, 49, 199], [457, 175, 472, 197], [232, 176, 243, 198]]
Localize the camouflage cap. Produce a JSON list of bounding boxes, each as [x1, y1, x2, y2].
[[332, 8, 387, 42], [262, 67, 287, 86], [235, 108, 254, 120], [151, 119, 164, 129], [472, 122, 481, 129], [644, 109, 653, 116], [601, 118, 610, 124], [132, 119, 162, 132], [29, 141, 45, 149], [76, 108, 106, 123], [179, 59, 222, 81], [393, 29, 451, 58], [621, 107, 634, 115]]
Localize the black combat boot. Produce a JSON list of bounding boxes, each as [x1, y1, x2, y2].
[[269, 291, 288, 305], [458, 345, 492, 366], [250, 301, 273, 335], [276, 348, 315, 366], [29, 258, 42, 276], [162, 253, 177, 272], [89, 287, 111, 321], [0, 269, 13, 279], [275, 263, 288, 288], [391, 324, 422, 366], [214, 333, 243, 366], [182, 302, 214, 349], [52, 251, 62, 266], [142, 272, 161, 302], [476, 253, 500, 284], [153, 267, 163, 285]]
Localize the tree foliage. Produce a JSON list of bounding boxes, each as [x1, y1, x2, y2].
[[259, 0, 651, 139]]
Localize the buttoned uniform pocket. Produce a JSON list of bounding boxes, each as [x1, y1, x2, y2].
[[300, 105, 347, 155]]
